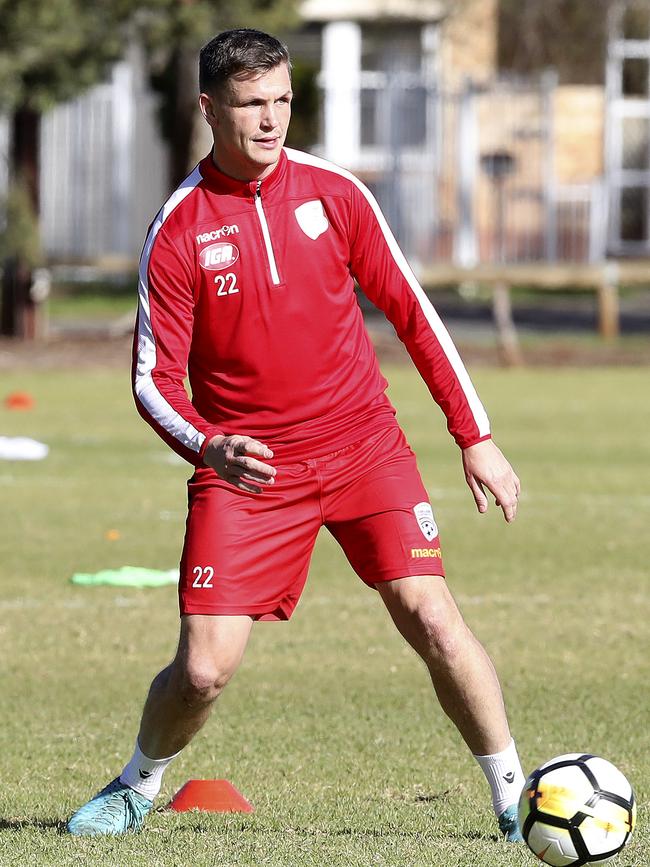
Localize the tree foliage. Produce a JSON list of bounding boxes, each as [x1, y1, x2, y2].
[[0, 180, 40, 266], [135, 0, 299, 186], [0, 0, 298, 114], [135, 0, 298, 55], [0, 0, 135, 111], [498, 0, 613, 84]]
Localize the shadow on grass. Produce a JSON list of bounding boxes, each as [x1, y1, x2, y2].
[[0, 818, 66, 833], [447, 830, 502, 842], [0, 817, 505, 848], [415, 791, 450, 802], [174, 821, 499, 843]]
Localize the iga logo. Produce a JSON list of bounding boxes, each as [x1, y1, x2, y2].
[[200, 242, 240, 271]]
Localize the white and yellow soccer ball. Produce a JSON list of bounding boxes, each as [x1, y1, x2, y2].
[[518, 754, 636, 866]]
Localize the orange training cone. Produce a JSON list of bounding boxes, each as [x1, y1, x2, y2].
[[4, 391, 35, 410], [168, 779, 254, 813]]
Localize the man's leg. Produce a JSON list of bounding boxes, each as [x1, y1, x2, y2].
[[67, 614, 252, 836], [376, 574, 525, 839], [137, 614, 253, 759]]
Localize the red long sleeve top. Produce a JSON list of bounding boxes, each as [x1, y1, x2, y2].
[[132, 147, 490, 466]]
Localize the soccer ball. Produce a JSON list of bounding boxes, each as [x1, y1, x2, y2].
[[518, 754, 636, 866]]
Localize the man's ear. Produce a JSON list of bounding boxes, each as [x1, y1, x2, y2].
[[199, 92, 215, 124]]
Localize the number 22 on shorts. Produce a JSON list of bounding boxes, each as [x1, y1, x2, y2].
[[192, 566, 214, 588]]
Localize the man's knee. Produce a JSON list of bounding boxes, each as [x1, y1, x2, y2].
[[415, 603, 468, 663], [175, 656, 238, 707], [385, 576, 469, 662], [171, 613, 252, 707]]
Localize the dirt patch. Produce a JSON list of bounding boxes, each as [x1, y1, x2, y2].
[[0, 334, 134, 371], [368, 327, 650, 367]]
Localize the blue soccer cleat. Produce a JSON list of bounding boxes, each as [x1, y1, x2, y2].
[[67, 777, 153, 836], [498, 803, 524, 842]]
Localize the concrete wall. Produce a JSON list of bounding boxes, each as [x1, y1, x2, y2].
[[554, 86, 605, 184], [440, 0, 498, 87], [300, 0, 444, 23]]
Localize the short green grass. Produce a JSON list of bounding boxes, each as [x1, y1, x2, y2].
[[0, 365, 647, 866], [47, 280, 135, 324], [47, 293, 135, 323]]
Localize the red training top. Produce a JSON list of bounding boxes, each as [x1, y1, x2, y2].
[[132, 147, 491, 466]]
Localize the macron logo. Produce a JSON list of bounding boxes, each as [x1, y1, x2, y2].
[[196, 225, 239, 244], [411, 547, 442, 559]]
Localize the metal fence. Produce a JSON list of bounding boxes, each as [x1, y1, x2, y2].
[[1, 44, 168, 266], [1, 52, 608, 269], [605, 0, 650, 255], [40, 46, 168, 263], [323, 72, 607, 268]]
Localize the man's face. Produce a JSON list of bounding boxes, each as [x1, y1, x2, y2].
[[200, 63, 292, 181]]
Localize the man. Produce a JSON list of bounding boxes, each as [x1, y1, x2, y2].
[[68, 28, 525, 840]]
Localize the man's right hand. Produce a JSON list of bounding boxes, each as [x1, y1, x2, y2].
[[203, 434, 276, 494]]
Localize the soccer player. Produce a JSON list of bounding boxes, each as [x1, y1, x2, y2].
[[68, 28, 525, 840]]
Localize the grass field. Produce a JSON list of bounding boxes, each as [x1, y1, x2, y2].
[[0, 364, 647, 867]]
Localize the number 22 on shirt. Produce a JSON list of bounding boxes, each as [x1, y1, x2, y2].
[[215, 273, 238, 297]]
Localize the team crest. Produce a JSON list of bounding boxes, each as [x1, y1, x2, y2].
[[294, 200, 329, 240], [413, 502, 438, 541]]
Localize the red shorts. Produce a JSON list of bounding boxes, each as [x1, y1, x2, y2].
[[179, 425, 445, 620]]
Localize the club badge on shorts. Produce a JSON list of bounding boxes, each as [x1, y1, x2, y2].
[[413, 502, 438, 541]]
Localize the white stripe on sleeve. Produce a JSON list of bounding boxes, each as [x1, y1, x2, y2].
[[134, 165, 206, 455]]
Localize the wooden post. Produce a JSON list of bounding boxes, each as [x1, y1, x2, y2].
[[492, 280, 524, 366], [597, 265, 620, 339]]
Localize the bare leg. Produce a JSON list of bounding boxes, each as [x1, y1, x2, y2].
[[66, 614, 253, 835], [137, 614, 253, 759], [376, 575, 511, 755]]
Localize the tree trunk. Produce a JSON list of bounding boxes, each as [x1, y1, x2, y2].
[[1, 257, 33, 337], [1, 107, 40, 338], [13, 107, 41, 212], [168, 44, 200, 190]]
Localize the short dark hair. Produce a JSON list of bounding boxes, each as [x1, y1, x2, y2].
[[199, 29, 291, 93]]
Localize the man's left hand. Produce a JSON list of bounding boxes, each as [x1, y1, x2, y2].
[[461, 439, 520, 523]]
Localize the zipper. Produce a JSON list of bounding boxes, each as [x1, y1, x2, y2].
[[254, 181, 281, 285]]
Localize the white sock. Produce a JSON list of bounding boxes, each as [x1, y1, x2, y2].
[[474, 738, 526, 816], [120, 740, 181, 800]]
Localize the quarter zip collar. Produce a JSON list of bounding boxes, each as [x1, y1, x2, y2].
[[199, 149, 288, 198], [254, 182, 281, 285]]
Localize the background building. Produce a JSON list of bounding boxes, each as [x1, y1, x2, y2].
[[3, 0, 648, 268]]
